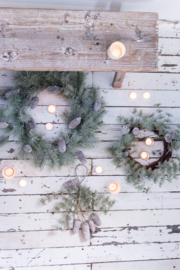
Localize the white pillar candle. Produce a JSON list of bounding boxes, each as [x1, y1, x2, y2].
[[107, 41, 126, 60], [144, 137, 154, 147], [129, 92, 137, 99], [48, 104, 57, 114], [139, 151, 150, 160], [106, 181, 121, 194], [2, 167, 15, 179], [95, 166, 103, 174], [46, 123, 53, 130], [143, 92, 150, 99], [19, 179, 27, 187]]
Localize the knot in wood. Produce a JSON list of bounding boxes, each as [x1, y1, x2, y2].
[[65, 47, 76, 56], [2, 51, 18, 62]]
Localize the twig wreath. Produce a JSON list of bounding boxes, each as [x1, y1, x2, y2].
[[109, 107, 180, 191], [0, 71, 106, 168], [40, 164, 115, 241]]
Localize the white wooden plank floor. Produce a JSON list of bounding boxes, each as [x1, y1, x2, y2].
[[0, 19, 180, 269]]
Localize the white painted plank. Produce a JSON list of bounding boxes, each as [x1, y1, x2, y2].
[[0, 193, 179, 214], [1, 210, 179, 232], [158, 56, 180, 72], [93, 259, 180, 270], [1, 175, 180, 196], [159, 38, 180, 56], [159, 20, 180, 38], [2, 266, 91, 270], [0, 160, 91, 177], [91, 226, 180, 245], [0, 230, 90, 249], [1, 243, 180, 267]]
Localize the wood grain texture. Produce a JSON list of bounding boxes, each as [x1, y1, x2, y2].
[[0, 8, 158, 71]]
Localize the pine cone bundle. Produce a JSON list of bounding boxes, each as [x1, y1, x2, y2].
[[30, 97, 39, 109], [73, 219, 81, 234], [5, 88, 20, 98], [76, 151, 87, 164], [46, 86, 61, 94], [82, 222, 90, 241], [23, 144, 32, 153], [67, 214, 74, 229], [28, 117, 36, 129], [165, 134, 172, 143], [63, 178, 79, 189], [132, 127, 139, 136], [121, 125, 130, 135], [94, 100, 101, 112], [58, 139, 66, 153], [69, 117, 81, 129], [91, 214, 101, 226], [88, 220, 96, 233], [0, 122, 9, 129]]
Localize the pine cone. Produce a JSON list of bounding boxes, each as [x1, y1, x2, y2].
[[63, 178, 79, 189], [82, 222, 90, 241], [0, 122, 9, 129], [132, 127, 139, 136], [121, 125, 130, 135], [46, 86, 61, 94], [73, 219, 81, 234], [23, 144, 32, 153], [28, 117, 36, 129], [164, 134, 172, 143], [88, 220, 96, 233], [94, 100, 101, 112], [76, 151, 87, 164], [91, 214, 101, 226], [123, 151, 129, 157], [5, 88, 20, 98], [67, 214, 74, 229], [30, 97, 39, 109], [69, 117, 81, 129], [58, 140, 66, 153]]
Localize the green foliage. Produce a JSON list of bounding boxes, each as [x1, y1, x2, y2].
[[0, 71, 106, 168], [109, 109, 180, 191], [40, 182, 115, 230]]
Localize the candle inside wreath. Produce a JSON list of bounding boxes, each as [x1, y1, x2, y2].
[[48, 104, 57, 114], [144, 137, 154, 147], [139, 151, 150, 160]]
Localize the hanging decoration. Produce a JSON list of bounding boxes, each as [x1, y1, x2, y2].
[[0, 71, 106, 168], [109, 108, 180, 191], [40, 164, 115, 241]]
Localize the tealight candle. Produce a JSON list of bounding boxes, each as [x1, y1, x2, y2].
[[143, 92, 150, 99], [107, 41, 126, 60], [139, 151, 150, 160], [48, 104, 57, 114], [107, 181, 121, 194], [144, 137, 154, 147], [95, 166, 103, 174], [129, 92, 137, 99], [46, 123, 53, 130], [19, 179, 27, 187], [2, 166, 15, 179]]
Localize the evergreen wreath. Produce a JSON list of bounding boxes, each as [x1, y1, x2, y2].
[[109, 107, 180, 191], [40, 164, 116, 241], [0, 71, 106, 168]]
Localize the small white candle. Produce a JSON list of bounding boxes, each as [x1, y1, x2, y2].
[[106, 181, 121, 194], [144, 137, 154, 147], [95, 166, 103, 174], [6, 168, 14, 176], [143, 92, 150, 99], [2, 167, 15, 179], [107, 41, 126, 59], [129, 92, 137, 99], [112, 48, 121, 58], [46, 123, 53, 130], [140, 151, 150, 160], [19, 179, 27, 187], [48, 105, 57, 114]]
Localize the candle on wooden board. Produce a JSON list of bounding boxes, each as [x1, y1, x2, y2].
[[143, 92, 150, 99], [144, 137, 154, 147], [107, 41, 126, 60], [95, 166, 103, 174], [46, 123, 53, 130], [19, 179, 27, 187], [139, 151, 150, 160], [106, 181, 121, 194], [48, 104, 57, 114], [2, 167, 15, 179], [129, 92, 137, 99]]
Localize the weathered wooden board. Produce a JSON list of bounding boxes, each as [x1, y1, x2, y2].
[[93, 259, 180, 270], [2, 265, 91, 270], [1, 210, 179, 232], [0, 9, 158, 71], [91, 226, 180, 245], [159, 20, 180, 38], [1, 242, 180, 267]]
